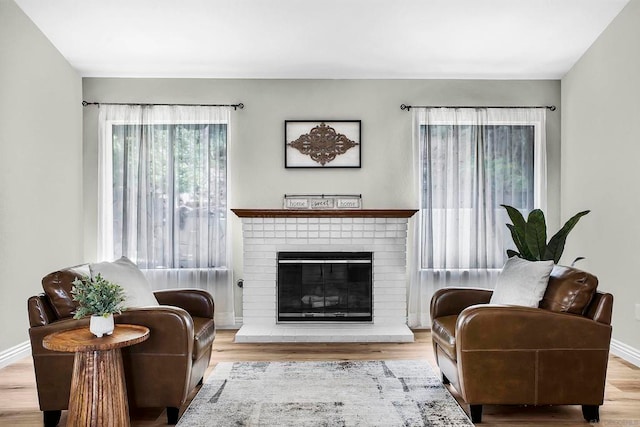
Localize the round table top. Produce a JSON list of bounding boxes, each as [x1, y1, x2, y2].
[[43, 324, 150, 353]]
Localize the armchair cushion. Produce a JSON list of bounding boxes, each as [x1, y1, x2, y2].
[[490, 257, 554, 307], [431, 314, 458, 360], [42, 265, 90, 319], [90, 256, 159, 308], [192, 317, 216, 361], [540, 265, 598, 314]]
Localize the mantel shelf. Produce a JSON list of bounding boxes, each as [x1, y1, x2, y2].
[[231, 209, 418, 218]]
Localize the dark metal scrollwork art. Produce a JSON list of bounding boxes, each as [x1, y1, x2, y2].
[[287, 123, 359, 166]]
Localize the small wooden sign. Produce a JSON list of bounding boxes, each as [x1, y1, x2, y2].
[[336, 198, 362, 209], [310, 198, 335, 209], [283, 194, 362, 210], [284, 198, 309, 209]]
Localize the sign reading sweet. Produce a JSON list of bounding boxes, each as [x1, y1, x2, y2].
[[310, 198, 335, 209]]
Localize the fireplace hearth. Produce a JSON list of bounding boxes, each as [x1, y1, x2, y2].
[[277, 252, 372, 322]]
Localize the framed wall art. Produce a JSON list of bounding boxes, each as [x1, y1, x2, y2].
[[284, 120, 361, 168]]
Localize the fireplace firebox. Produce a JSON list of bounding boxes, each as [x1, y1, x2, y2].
[[277, 252, 373, 322]]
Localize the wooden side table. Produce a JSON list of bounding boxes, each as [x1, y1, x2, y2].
[[43, 324, 149, 427]]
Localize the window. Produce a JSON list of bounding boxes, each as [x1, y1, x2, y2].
[[417, 108, 545, 271], [99, 105, 230, 270], [111, 123, 227, 269], [423, 124, 534, 209]]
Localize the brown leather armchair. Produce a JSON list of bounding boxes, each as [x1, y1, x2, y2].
[[430, 265, 613, 424], [28, 265, 216, 426]]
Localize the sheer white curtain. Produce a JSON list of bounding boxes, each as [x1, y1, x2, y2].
[[98, 104, 234, 326], [408, 107, 547, 328]]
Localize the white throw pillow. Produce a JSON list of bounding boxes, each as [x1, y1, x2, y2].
[[490, 257, 554, 307], [90, 256, 159, 308]]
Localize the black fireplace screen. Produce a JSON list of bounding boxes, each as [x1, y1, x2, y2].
[[277, 252, 373, 322]]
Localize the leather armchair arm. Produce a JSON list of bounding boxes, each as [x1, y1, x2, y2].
[[154, 289, 214, 319], [430, 287, 493, 320], [29, 317, 90, 354], [115, 307, 196, 408], [456, 305, 612, 351], [28, 295, 57, 327], [29, 307, 195, 356], [115, 307, 195, 356]]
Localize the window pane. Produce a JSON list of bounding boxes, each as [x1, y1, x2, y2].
[[421, 124, 535, 269], [112, 123, 227, 269]]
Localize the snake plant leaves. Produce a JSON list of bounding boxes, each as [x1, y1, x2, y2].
[[544, 210, 590, 263], [506, 224, 534, 259], [502, 205, 589, 264], [502, 204, 526, 237], [502, 205, 529, 257], [506, 249, 521, 258], [525, 209, 547, 260]]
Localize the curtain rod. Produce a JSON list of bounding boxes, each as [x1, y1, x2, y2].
[[82, 101, 244, 110], [400, 104, 556, 112]]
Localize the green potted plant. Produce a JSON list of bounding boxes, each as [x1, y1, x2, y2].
[[71, 274, 126, 337], [501, 204, 590, 263]]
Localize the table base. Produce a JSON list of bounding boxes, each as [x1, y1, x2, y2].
[[68, 348, 130, 427]]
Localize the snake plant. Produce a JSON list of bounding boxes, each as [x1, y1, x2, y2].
[[501, 205, 590, 264]]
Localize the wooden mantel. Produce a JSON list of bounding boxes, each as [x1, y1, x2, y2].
[[231, 209, 418, 218]]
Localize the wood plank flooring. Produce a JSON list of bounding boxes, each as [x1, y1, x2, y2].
[[1, 329, 639, 426]]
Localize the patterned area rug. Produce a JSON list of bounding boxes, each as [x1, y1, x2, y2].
[[177, 360, 473, 426]]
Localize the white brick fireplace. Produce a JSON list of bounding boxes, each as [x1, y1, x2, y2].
[[232, 209, 417, 343]]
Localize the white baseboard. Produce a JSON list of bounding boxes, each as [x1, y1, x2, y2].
[[0, 341, 31, 370], [610, 338, 640, 368]]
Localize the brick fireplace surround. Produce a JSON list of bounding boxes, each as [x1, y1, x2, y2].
[[232, 209, 417, 343]]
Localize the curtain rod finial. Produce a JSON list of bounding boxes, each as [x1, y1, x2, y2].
[[400, 104, 411, 111]]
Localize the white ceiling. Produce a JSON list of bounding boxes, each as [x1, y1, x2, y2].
[[14, 0, 630, 79]]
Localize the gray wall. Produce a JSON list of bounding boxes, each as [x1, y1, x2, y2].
[[562, 0, 640, 349], [83, 78, 561, 318], [0, 0, 82, 352]]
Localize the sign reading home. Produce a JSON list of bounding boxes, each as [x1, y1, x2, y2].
[[337, 198, 361, 209], [284, 194, 362, 210]]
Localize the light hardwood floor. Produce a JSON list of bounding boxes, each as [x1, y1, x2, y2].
[[1, 329, 639, 426]]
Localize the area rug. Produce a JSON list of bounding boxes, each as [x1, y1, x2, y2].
[[177, 360, 473, 426]]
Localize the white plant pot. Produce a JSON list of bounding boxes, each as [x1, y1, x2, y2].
[[90, 314, 114, 338]]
